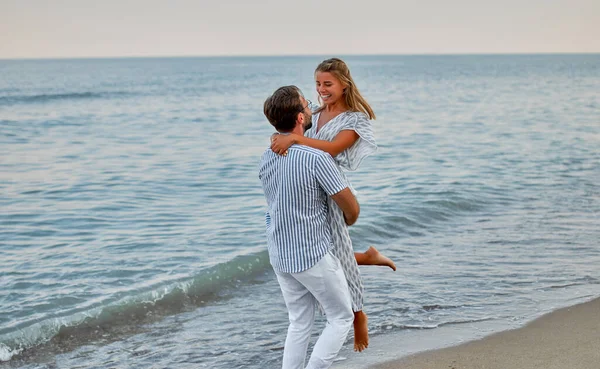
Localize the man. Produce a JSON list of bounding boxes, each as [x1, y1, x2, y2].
[[259, 85, 360, 369]]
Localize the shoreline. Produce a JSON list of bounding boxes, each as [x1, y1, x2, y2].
[[369, 297, 600, 369]]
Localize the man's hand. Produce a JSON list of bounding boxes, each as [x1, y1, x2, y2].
[[331, 188, 360, 225]]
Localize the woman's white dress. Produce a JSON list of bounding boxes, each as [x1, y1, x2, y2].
[[305, 110, 377, 311]]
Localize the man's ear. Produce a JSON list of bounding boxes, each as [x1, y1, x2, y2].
[[296, 112, 304, 126]]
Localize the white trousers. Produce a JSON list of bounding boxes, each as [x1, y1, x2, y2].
[[275, 252, 354, 369]]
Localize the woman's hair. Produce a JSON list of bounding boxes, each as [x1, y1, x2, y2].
[[263, 85, 304, 132], [315, 58, 376, 120]]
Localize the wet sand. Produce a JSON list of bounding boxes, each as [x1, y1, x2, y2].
[[371, 297, 600, 369]]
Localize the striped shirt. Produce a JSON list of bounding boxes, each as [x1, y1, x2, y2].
[[259, 144, 348, 273]]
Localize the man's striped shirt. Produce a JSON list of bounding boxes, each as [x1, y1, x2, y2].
[[259, 144, 348, 273]]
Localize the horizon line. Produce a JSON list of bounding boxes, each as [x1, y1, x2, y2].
[[1, 51, 599, 62]]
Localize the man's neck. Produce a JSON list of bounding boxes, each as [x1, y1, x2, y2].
[[278, 126, 305, 137], [291, 126, 305, 136]]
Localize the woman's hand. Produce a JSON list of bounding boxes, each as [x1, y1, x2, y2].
[[271, 133, 297, 156]]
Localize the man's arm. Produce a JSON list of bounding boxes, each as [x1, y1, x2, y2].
[[314, 152, 360, 225], [331, 188, 360, 226]]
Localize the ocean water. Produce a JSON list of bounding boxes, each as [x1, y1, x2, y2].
[[1, 54, 599, 368]]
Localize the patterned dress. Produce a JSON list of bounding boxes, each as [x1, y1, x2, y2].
[[305, 110, 377, 311]]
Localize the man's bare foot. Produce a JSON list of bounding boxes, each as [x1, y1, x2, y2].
[[353, 311, 369, 352], [364, 246, 396, 271]]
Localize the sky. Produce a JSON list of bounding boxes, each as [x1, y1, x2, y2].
[[1, 0, 599, 59]]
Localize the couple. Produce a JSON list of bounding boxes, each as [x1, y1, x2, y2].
[[259, 58, 395, 369]]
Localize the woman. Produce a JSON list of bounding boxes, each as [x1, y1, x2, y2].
[[271, 58, 395, 352]]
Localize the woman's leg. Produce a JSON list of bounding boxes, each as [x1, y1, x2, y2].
[[327, 197, 369, 352], [352, 310, 368, 352], [354, 246, 396, 271]]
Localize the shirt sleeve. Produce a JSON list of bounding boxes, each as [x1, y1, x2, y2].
[[336, 112, 377, 171], [314, 152, 348, 196]]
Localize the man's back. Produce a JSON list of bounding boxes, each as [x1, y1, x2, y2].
[[259, 144, 347, 274]]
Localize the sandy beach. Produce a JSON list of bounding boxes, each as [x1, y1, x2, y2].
[[371, 297, 600, 369]]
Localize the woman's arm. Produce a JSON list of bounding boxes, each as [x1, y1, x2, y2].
[[271, 130, 359, 157]]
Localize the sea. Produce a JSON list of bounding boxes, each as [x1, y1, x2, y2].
[[1, 54, 599, 368]]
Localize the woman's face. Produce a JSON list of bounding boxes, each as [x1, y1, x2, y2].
[[315, 71, 345, 106]]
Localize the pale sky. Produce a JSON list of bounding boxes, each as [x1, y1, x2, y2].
[[1, 0, 599, 59]]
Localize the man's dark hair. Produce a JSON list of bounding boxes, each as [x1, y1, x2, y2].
[[263, 85, 304, 132]]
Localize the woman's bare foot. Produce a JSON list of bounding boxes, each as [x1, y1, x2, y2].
[[353, 311, 369, 352], [363, 246, 396, 271]]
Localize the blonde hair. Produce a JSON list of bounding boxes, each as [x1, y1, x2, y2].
[[315, 58, 376, 120]]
